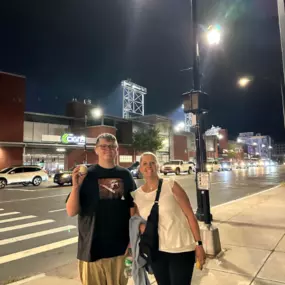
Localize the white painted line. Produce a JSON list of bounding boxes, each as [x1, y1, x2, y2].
[[0, 194, 67, 204], [0, 237, 78, 264], [48, 208, 66, 213], [212, 182, 227, 185], [212, 184, 281, 209], [0, 212, 20, 217], [0, 215, 37, 224], [0, 225, 77, 245], [7, 273, 46, 285], [0, 220, 54, 233], [5, 189, 36, 192], [0, 208, 3, 211]]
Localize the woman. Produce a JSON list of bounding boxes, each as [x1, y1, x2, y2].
[[132, 152, 206, 285]]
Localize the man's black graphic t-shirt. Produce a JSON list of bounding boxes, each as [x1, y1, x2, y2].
[[73, 164, 136, 262]]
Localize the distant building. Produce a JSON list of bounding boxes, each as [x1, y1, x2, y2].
[[237, 132, 273, 159]]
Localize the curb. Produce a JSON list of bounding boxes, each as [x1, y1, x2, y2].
[[7, 274, 46, 285], [211, 184, 281, 209]]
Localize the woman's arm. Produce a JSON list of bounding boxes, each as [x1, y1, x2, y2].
[[172, 181, 206, 268], [172, 181, 202, 242]]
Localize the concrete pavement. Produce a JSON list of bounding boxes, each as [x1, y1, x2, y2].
[[6, 183, 285, 285]]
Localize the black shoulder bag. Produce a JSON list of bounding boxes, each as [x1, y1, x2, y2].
[[139, 178, 163, 265]]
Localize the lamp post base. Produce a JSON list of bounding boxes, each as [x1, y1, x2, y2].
[[200, 223, 222, 257]]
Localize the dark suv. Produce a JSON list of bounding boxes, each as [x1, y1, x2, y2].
[[54, 164, 92, 186]]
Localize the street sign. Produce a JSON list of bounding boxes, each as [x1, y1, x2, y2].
[[197, 172, 210, 190]]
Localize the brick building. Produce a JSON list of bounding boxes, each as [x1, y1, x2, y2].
[[0, 72, 223, 170]]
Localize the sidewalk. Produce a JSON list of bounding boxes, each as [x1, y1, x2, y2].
[[9, 185, 285, 285]]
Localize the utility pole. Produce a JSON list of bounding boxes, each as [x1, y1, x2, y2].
[[277, 0, 285, 128]]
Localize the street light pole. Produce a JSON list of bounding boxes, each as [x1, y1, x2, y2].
[[183, 0, 221, 257], [190, 0, 209, 222], [84, 113, 88, 164]]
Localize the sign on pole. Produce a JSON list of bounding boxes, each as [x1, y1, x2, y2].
[[197, 172, 210, 190]]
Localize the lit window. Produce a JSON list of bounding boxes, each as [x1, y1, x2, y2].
[[119, 155, 132, 163]]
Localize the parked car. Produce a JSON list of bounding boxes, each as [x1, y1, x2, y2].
[[220, 161, 233, 171], [54, 164, 92, 186], [0, 166, 48, 189], [127, 162, 143, 179], [160, 160, 193, 175], [206, 161, 222, 172]]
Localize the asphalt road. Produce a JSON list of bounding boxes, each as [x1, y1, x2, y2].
[[0, 165, 284, 284]]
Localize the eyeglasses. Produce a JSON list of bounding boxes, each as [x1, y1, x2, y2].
[[97, 144, 117, 150]]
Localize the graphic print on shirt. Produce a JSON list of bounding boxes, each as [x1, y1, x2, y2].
[[98, 178, 125, 200]]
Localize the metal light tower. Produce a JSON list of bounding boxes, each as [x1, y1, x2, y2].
[[121, 80, 147, 119]]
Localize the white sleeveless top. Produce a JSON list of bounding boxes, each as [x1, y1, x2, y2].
[[132, 179, 196, 253]]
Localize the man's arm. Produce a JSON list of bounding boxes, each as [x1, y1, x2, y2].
[[66, 166, 86, 217]]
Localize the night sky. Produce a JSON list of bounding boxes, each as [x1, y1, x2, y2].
[[1, 0, 284, 141]]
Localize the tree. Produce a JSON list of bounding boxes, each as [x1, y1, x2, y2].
[[132, 127, 164, 154]]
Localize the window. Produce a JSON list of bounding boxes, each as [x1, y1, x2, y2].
[[11, 167, 24, 174], [119, 155, 133, 163], [24, 167, 41, 173], [136, 156, 141, 162]]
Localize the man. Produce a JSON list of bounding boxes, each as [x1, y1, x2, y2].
[[66, 133, 136, 285]]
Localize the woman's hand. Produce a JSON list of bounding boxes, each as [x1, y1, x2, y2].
[[195, 245, 206, 270], [139, 223, 146, 235]]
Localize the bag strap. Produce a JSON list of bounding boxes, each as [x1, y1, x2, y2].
[[154, 179, 163, 203]]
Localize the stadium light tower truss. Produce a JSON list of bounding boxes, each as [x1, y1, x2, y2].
[[121, 80, 147, 119]]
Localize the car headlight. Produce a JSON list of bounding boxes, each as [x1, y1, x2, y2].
[[222, 164, 228, 168]]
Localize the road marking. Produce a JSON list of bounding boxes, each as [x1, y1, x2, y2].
[[0, 220, 54, 233], [0, 194, 67, 204], [212, 184, 281, 209], [0, 225, 77, 246], [48, 208, 66, 213], [8, 273, 46, 285], [0, 212, 20, 217], [212, 182, 227, 185], [5, 189, 36, 192], [0, 215, 36, 224], [0, 209, 3, 211], [0, 237, 78, 265]]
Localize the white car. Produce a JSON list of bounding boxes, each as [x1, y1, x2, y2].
[[0, 166, 48, 189]]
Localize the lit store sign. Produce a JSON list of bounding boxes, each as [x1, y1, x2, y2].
[[61, 134, 86, 145]]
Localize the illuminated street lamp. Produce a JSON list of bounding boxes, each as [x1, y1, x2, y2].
[[238, 77, 252, 88], [84, 107, 104, 163], [174, 121, 185, 132], [207, 25, 221, 45], [217, 134, 223, 140], [91, 107, 103, 119], [269, 145, 273, 149]]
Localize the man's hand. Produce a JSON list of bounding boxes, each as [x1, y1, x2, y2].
[[195, 245, 206, 270], [72, 166, 87, 189]]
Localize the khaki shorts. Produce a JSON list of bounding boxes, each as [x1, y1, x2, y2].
[[78, 255, 128, 285]]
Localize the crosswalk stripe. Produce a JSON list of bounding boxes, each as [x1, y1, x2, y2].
[[0, 237, 78, 264], [0, 194, 67, 204], [0, 215, 36, 224], [0, 212, 20, 217], [48, 208, 66, 213], [0, 219, 54, 233], [0, 225, 77, 246]]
